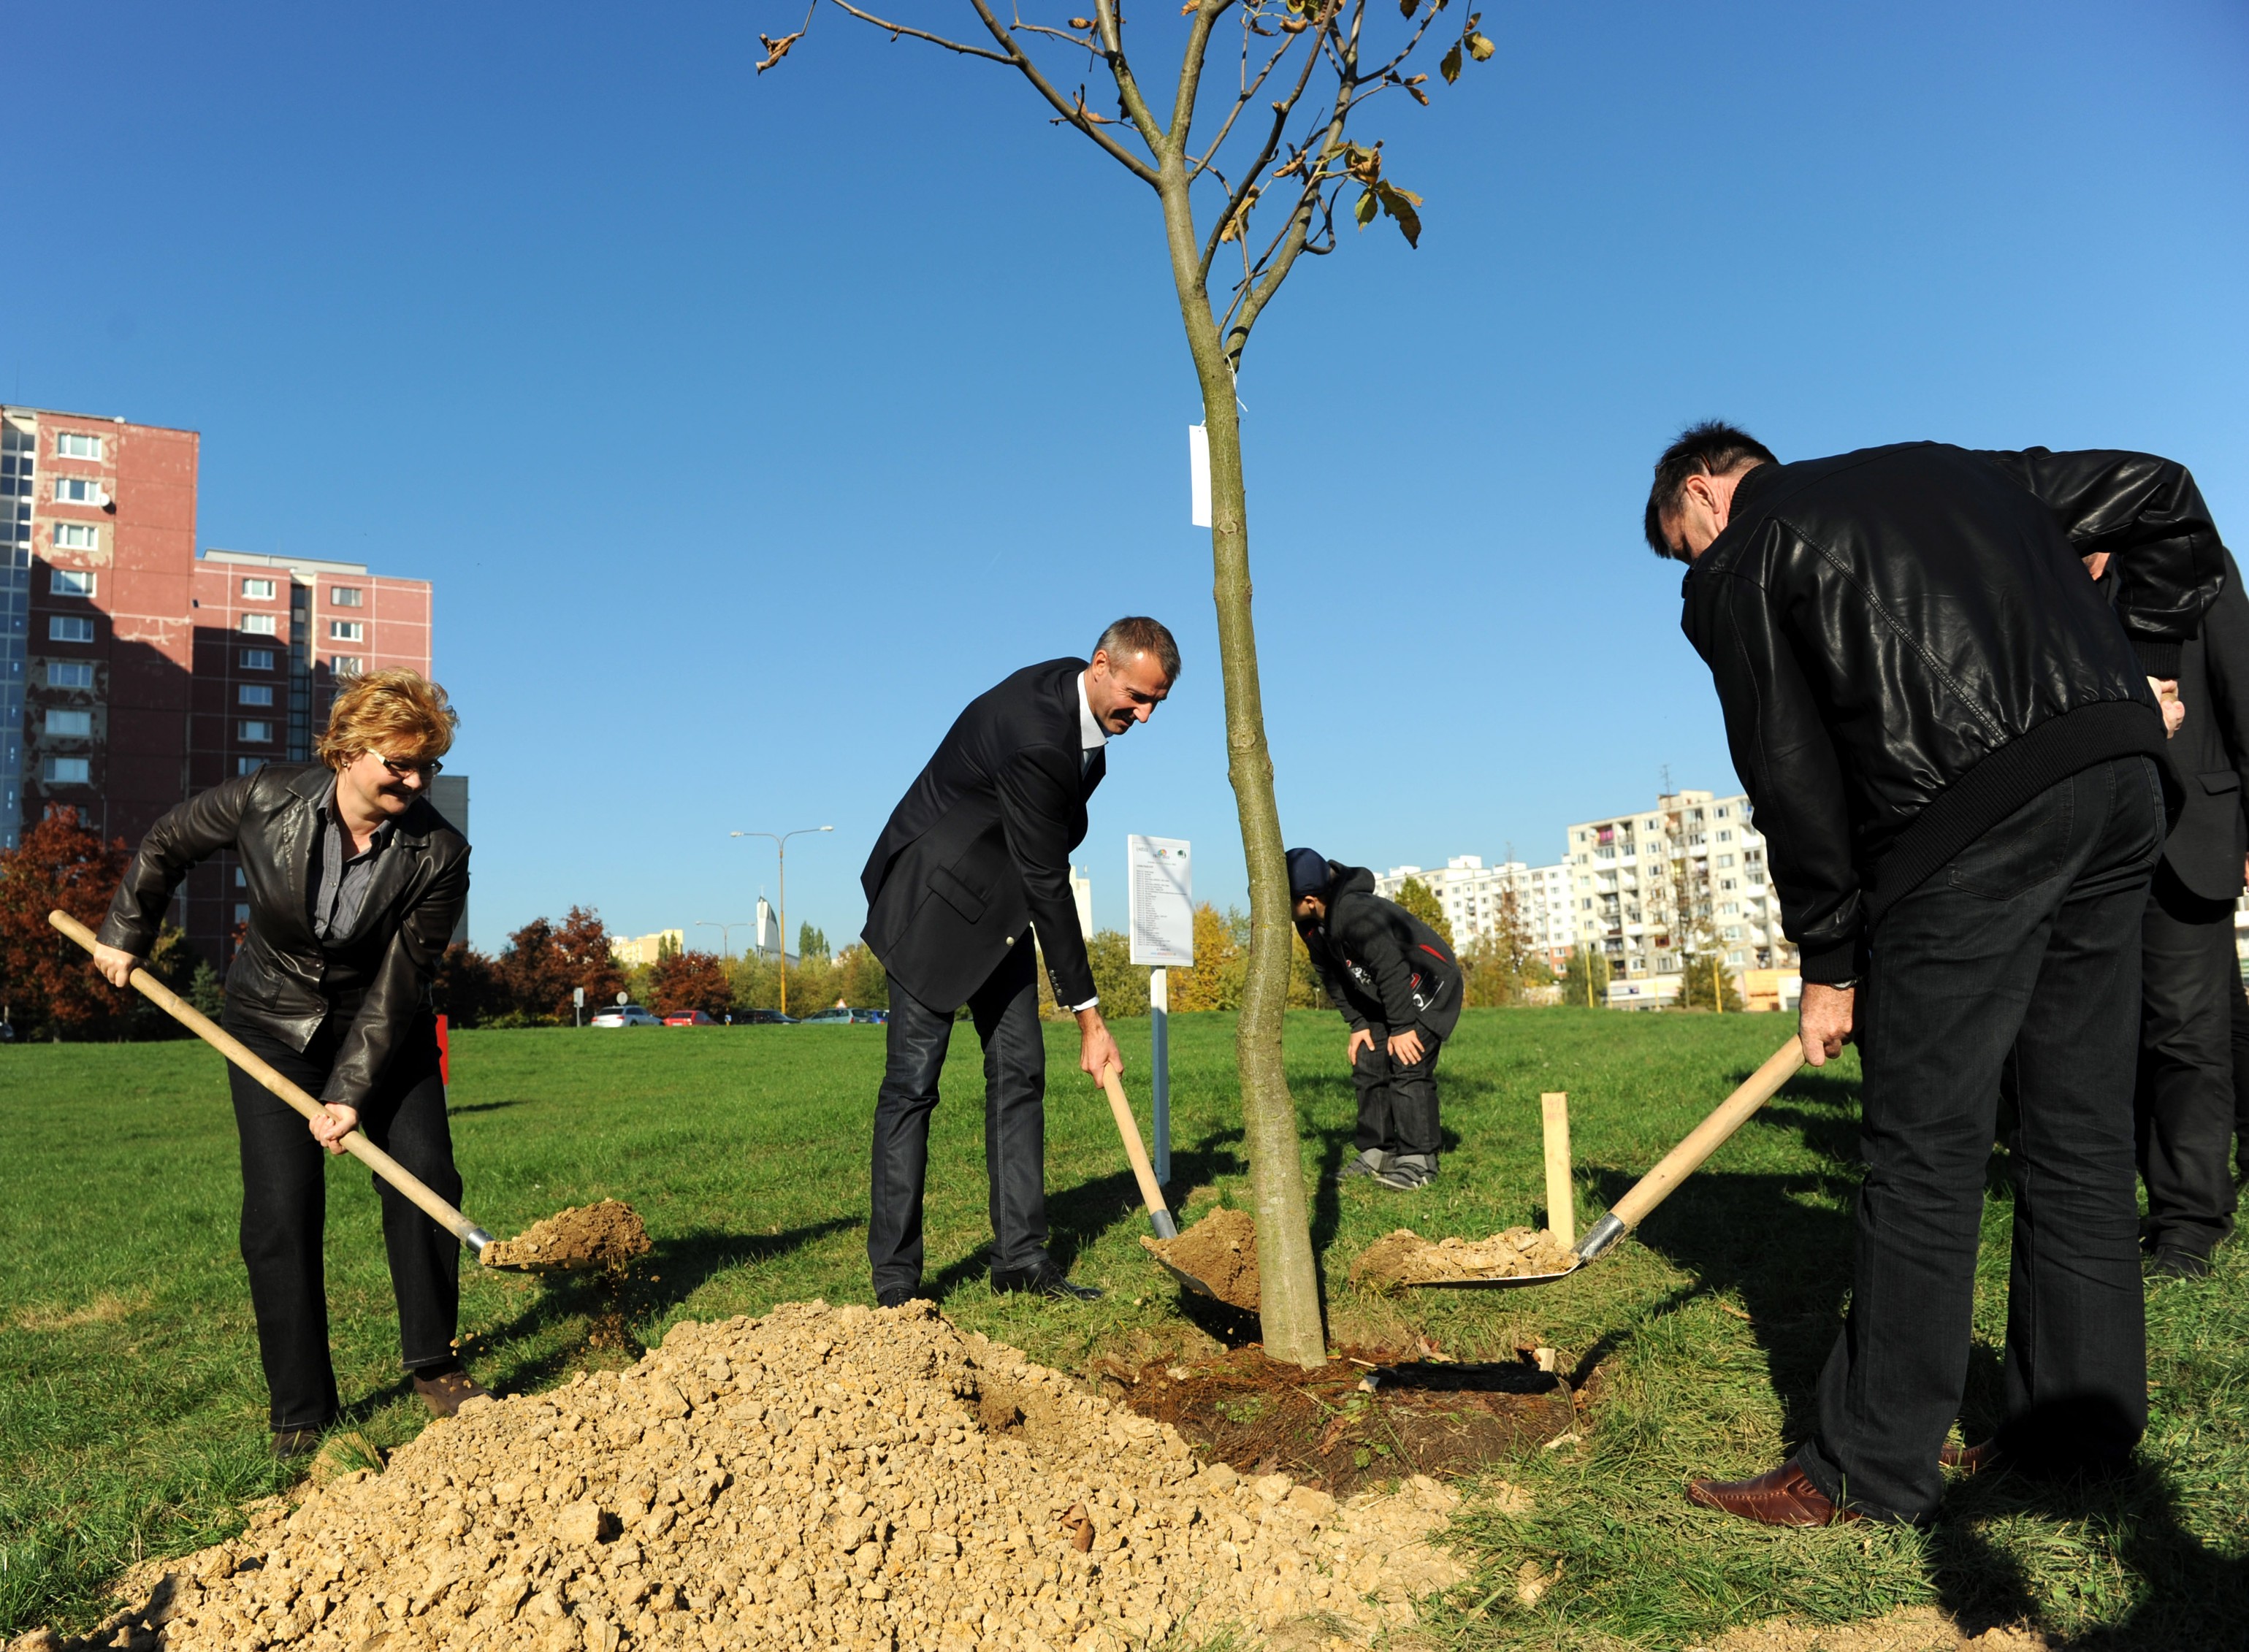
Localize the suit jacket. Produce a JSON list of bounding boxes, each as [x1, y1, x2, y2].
[[861, 659, 1103, 1012], [97, 763, 470, 1108], [2151, 548, 2249, 901]]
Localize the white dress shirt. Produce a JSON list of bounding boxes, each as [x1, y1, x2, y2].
[[1067, 671, 1107, 1012]]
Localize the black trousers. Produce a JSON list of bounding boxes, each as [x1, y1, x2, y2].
[[1795, 756, 2163, 1522], [2134, 860, 2241, 1256], [224, 1009, 460, 1431], [868, 940, 1050, 1299], [2229, 968, 2249, 1180], [1351, 1022, 1443, 1158]]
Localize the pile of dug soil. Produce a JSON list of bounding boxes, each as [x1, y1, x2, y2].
[[1349, 1227, 1578, 1289], [482, 1199, 652, 1272], [1140, 1207, 1260, 1312], [66, 1301, 1465, 1652]]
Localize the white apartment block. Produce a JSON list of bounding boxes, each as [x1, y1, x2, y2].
[[1565, 789, 1798, 1002], [1374, 856, 1576, 968]]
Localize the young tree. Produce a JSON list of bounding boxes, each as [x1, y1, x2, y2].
[[432, 942, 510, 1028], [503, 906, 627, 1024], [1561, 944, 1609, 1009], [768, 0, 1494, 1364], [0, 808, 132, 1039], [798, 923, 831, 964]]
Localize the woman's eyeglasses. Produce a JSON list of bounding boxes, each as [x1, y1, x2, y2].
[[375, 754, 444, 779]]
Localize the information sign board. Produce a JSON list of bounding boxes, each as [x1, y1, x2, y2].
[[1127, 835, 1194, 966]]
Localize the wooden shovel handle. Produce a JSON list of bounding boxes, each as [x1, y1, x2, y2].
[[48, 909, 491, 1251], [1099, 1066, 1177, 1239], [1607, 1036, 1805, 1234]]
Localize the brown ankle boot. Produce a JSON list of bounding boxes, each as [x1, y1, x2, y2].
[[411, 1363, 491, 1418]]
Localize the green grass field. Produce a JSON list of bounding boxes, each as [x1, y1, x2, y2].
[[3, 1010, 2245, 1647]]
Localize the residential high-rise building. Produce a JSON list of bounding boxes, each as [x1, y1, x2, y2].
[[3, 402, 443, 968], [1374, 854, 1576, 971], [4, 405, 200, 851], [1563, 788, 1797, 1006]]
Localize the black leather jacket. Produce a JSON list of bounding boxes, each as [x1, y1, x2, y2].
[[98, 763, 470, 1107], [1683, 443, 2226, 983]]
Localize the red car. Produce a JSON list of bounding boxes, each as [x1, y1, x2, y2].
[[662, 1011, 718, 1027]]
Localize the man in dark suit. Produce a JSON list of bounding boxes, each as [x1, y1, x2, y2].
[[2133, 546, 2249, 1277], [860, 616, 1180, 1305]]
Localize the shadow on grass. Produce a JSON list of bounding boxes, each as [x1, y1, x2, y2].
[[446, 1100, 522, 1116], [1931, 1461, 2249, 1646]]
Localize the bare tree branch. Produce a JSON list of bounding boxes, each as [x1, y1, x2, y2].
[[936, 0, 1163, 182], [1084, 0, 1169, 156], [1186, 33, 1297, 182], [1164, 0, 1237, 158], [1196, 0, 1335, 279], [822, 0, 1012, 62]]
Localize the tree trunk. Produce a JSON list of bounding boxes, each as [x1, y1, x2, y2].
[[1156, 170, 1325, 1369]]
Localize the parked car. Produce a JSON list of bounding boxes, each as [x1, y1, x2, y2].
[[799, 1006, 887, 1025], [730, 1009, 798, 1025], [590, 1004, 662, 1027], [663, 1010, 717, 1027]]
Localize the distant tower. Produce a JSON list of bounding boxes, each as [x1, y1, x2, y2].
[[1069, 865, 1093, 940]]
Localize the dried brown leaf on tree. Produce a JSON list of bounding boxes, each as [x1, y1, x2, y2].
[[755, 28, 806, 74], [1439, 41, 1463, 83], [1217, 185, 1261, 242]]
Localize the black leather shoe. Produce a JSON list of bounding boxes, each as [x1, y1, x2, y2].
[[2147, 1245, 2212, 1280], [876, 1285, 928, 1309], [991, 1264, 1102, 1301]]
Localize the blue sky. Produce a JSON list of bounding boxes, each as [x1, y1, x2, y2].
[[5, 1, 2245, 952]]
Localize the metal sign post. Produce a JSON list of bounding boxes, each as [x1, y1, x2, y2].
[[573, 985, 585, 1028], [1127, 835, 1194, 1185]]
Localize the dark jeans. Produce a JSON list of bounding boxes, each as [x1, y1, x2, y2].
[[2230, 971, 2249, 1179], [1795, 755, 2163, 1522], [2134, 860, 2241, 1256], [1351, 1022, 1443, 1159], [868, 939, 1050, 1299], [224, 1009, 461, 1432]]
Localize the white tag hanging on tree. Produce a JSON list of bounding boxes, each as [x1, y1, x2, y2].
[[1188, 424, 1212, 528]]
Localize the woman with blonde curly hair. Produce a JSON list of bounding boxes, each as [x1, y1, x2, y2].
[[93, 670, 484, 1456]]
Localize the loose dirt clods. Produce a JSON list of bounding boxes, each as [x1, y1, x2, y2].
[[1348, 1227, 1578, 1289], [66, 1301, 1465, 1651], [481, 1199, 652, 1273], [1141, 1207, 1260, 1312]]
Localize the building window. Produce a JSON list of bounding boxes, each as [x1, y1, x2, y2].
[[53, 475, 102, 505], [330, 586, 364, 608], [240, 647, 275, 670], [240, 613, 278, 635], [42, 756, 91, 784], [234, 902, 251, 922], [49, 615, 94, 643], [329, 619, 364, 642], [53, 522, 99, 551], [327, 657, 363, 678], [50, 567, 94, 598], [238, 684, 274, 707], [55, 432, 102, 460], [241, 577, 277, 600], [47, 661, 94, 689], [236, 757, 263, 776], [234, 867, 246, 887], [239, 719, 274, 743], [43, 708, 93, 738]]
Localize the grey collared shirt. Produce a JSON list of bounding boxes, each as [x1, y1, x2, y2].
[[308, 779, 397, 944]]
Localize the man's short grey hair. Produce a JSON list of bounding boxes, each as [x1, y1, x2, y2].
[[1093, 616, 1181, 681]]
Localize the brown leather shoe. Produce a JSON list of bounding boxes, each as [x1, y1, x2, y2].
[[411, 1364, 491, 1418], [1686, 1463, 1861, 1526], [1940, 1438, 2001, 1475]]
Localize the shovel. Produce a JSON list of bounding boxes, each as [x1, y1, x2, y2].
[[50, 909, 633, 1273], [1408, 1035, 1807, 1290], [1095, 1066, 1229, 1301]]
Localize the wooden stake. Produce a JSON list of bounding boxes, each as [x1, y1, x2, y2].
[[1540, 1092, 1575, 1248]]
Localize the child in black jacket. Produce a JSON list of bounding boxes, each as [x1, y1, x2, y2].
[[1288, 847, 1462, 1190]]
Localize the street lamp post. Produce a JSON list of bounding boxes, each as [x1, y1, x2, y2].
[[729, 826, 833, 1016], [695, 920, 753, 960]]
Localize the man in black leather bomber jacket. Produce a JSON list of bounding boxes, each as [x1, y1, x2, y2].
[[1646, 423, 2229, 1529]]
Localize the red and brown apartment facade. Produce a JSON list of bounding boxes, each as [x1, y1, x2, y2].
[[1, 403, 457, 968]]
